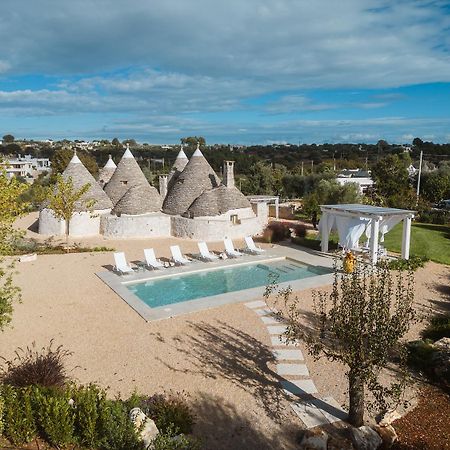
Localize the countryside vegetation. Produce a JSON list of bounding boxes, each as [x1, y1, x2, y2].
[[0, 135, 449, 449]]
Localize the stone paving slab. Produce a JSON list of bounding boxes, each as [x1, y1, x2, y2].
[[244, 300, 267, 309], [281, 379, 318, 395], [267, 325, 288, 335], [261, 315, 282, 325], [291, 401, 330, 428], [270, 336, 297, 347], [255, 308, 275, 316], [276, 363, 309, 376], [273, 349, 304, 360], [312, 396, 348, 423]]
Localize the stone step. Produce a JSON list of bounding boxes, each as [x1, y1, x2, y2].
[[267, 325, 288, 335], [273, 349, 304, 360], [276, 363, 309, 376], [281, 379, 318, 395]]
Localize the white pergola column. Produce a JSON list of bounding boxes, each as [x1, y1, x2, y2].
[[320, 212, 329, 253], [401, 215, 412, 260], [275, 197, 279, 219], [369, 217, 380, 264]]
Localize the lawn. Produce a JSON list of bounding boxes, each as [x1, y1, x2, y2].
[[383, 222, 450, 265]]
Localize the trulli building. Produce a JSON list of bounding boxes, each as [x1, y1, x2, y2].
[[39, 153, 113, 236], [39, 146, 269, 240]]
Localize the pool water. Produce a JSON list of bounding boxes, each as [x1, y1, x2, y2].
[[126, 259, 331, 308]]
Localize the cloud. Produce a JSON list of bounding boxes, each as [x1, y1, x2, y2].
[[0, 0, 449, 90], [263, 95, 337, 114]]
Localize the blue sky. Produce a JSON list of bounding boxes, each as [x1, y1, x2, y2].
[[0, 0, 450, 144]]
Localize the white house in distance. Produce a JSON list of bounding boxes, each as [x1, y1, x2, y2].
[[336, 168, 374, 194], [38, 145, 269, 240], [2, 154, 51, 180]]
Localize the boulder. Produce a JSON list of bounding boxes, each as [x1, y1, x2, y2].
[[350, 426, 382, 450], [299, 428, 328, 449], [379, 410, 401, 427], [129, 407, 159, 449], [432, 337, 450, 381], [372, 424, 397, 449]]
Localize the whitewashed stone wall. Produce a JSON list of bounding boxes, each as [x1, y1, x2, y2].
[[101, 213, 171, 238], [171, 204, 269, 241], [39, 208, 110, 236]]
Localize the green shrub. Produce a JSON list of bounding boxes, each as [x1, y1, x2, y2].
[[98, 398, 143, 450], [140, 393, 195, 435], [33, 386, 75, 447], [380, 255, 428, 271], [1, 385, 37, 445], [407, 340, 437, 373], [422, 314, 450, 341], [151, 425, 202, 450], [71, 383, 106, 448], [0, 391, 4, 436], [1, 341, 71, 388]]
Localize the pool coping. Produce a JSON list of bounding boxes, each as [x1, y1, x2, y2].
[[96, 245, 334, 321]]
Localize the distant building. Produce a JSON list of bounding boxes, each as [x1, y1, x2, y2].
[[336, 168, 374, 194], [2, 154, 51, 179]]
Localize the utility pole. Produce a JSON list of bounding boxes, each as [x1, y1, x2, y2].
[[416, 150, 423, 206]]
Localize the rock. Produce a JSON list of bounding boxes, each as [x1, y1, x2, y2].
[[327, 434, 354, 450], [379, 410, 401, 427], [372, 425, 397, 449], [350, 426, 382, 450], [129, 407, 159, 449], [19, 253, 37, 263], [299, 428, 328, 449], [432, 337, 450, 381]]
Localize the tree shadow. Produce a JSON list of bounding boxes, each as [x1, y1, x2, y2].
[[192, 392, 300, 450], [157, 320, 291, 421]]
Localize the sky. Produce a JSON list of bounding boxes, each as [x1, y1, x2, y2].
[[0, 0, 450, 144]]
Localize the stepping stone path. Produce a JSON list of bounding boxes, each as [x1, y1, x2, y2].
[[244, 299, 348, 429]]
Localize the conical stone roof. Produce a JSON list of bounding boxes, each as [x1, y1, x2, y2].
[[163, 147, 220, 215], [112, 184, 162, 215], [98, 155, 117, 187], [187, 185, 251, 217], [50, 153, 113, 211], [168, 147, 189, 190], [104, 146, 161, 214]]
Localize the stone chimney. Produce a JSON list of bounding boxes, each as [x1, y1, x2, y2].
[[223, 161, 235, 188], [159, 174, 168, 199]]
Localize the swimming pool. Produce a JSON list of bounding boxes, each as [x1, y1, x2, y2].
[[126, 258, 331, 308]]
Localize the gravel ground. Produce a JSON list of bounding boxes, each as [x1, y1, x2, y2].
[[0, 212, 448, 449]]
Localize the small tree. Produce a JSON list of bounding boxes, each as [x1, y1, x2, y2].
[[266, 260, 416, 427], [0, 169, 27, 329], [46, 175, 95, 248]]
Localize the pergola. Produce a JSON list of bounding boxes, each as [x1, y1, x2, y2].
[[320, 204, 415, 264], [246, 195, 280, 218]]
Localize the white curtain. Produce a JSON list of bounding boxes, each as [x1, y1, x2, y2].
[[318, 214, 335, 241], [335, 216, 368, 249], [365, 216, 404, 244], [379, 216, 404, 242]]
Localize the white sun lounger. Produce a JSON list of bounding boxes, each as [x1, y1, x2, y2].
[[170, 245, 192, 265], [144, 248, 164, 270], [113, 252, 135, 275], [244, 236, 265, 254], [198, 241, 219, 261], [224, 238, 243, 258]]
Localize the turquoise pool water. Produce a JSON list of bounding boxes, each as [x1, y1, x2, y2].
[[126, 259, 331, 308]]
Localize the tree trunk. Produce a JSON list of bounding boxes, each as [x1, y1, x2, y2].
[[348, 368, 365, 427], [65, 219, 70, 253]]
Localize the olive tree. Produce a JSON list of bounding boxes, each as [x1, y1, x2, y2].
[[46, 175, 95, 248], [265, 260, 416, 426]]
